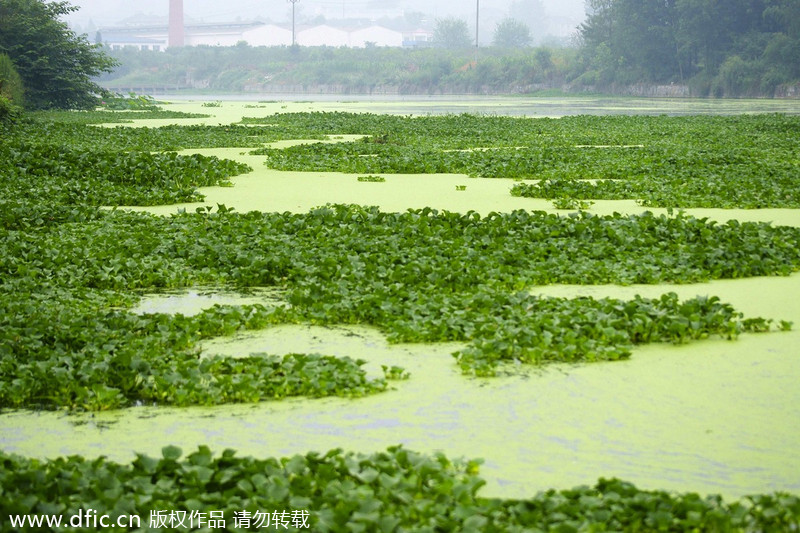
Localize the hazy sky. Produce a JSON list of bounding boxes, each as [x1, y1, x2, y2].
[[63, 0, 586, 29]]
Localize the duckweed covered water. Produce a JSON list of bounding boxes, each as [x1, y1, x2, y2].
[[3, 97, 799, 503], [126, 146, 800, 227], [114, 98, 800, 225], [156, 95, 800, 120], [2, 274, 798, 500]]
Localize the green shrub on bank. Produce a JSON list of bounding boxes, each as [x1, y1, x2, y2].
[[0, 53, 24, 107], [0, 53, 23, 125], [0, 95, 21, 127]]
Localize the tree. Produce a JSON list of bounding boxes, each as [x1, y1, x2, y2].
[[432, 18, 472, 49], [492, 18, 533, 48], [575, 0, 800, 95], [578, 0, 681, 84], [612, 0, 680, 83], [509, 0, 548, 43], [0, 0, 117, 109], [762, 0, 800, 78], [581, 0, 615, 39], [676, 0, 765, 75], [577, 0, 621, 84]]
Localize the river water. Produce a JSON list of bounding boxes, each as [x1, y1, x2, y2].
[[2, 97, 798, 500]]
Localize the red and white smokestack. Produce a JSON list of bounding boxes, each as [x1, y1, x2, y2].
[[168, 0, 184, 47]]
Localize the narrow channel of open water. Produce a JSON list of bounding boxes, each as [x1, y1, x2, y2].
[[156, 94, 800, 118], [2, 274, 798, 500], [114, 98, 800, 225], [123, 146, 800, 228]]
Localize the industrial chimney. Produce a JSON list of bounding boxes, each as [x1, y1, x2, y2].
[[168, 0, 184, 47]]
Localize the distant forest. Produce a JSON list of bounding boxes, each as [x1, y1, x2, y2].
[[101, 46, 573, 96], [577, 0, 800, 97], [100, 0, 800, 98]]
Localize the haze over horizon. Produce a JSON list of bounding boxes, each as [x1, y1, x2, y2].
[[63, 0, 586, 42]]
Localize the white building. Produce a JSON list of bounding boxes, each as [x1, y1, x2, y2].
[[350, 25, 404, 48], [100, 22, 424, 49], [296, 25, 349, 47], [184, 22, 263, 47], [102, 33, 165, 52], [241, 24, 293, 47]]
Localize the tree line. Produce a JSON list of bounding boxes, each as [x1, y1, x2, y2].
[[99, 45, 570, 96], [2, 0, 799, 114], [577, 0, 800, 96]]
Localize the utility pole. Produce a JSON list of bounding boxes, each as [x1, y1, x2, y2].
[[288, 0, 300, 46], [475, 0, 480, 64], [168, 0, 184, 48]]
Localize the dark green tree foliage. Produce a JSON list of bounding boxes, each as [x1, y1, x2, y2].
[[492, 18, 533, 48], [677, 0, 756, 74], [617, 0, 679, 83], [0, 0, 116, 109], [578, 0, 800, 95], [580, 0, 681, 84], [762, 0, 800, 80]]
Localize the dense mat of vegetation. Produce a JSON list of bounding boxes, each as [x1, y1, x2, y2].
[[1, 446, 798, 532], [2, 105, 799, 529], [2, 110, 800, 410], [0, 100, 255, 207], [0, 280, 391, 410], [10, 110, 799, 209], [249, 112, 800, 209], [3, 204, 798, 409], [0, 142, 251, 206], [5, 115, 317, 154]]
